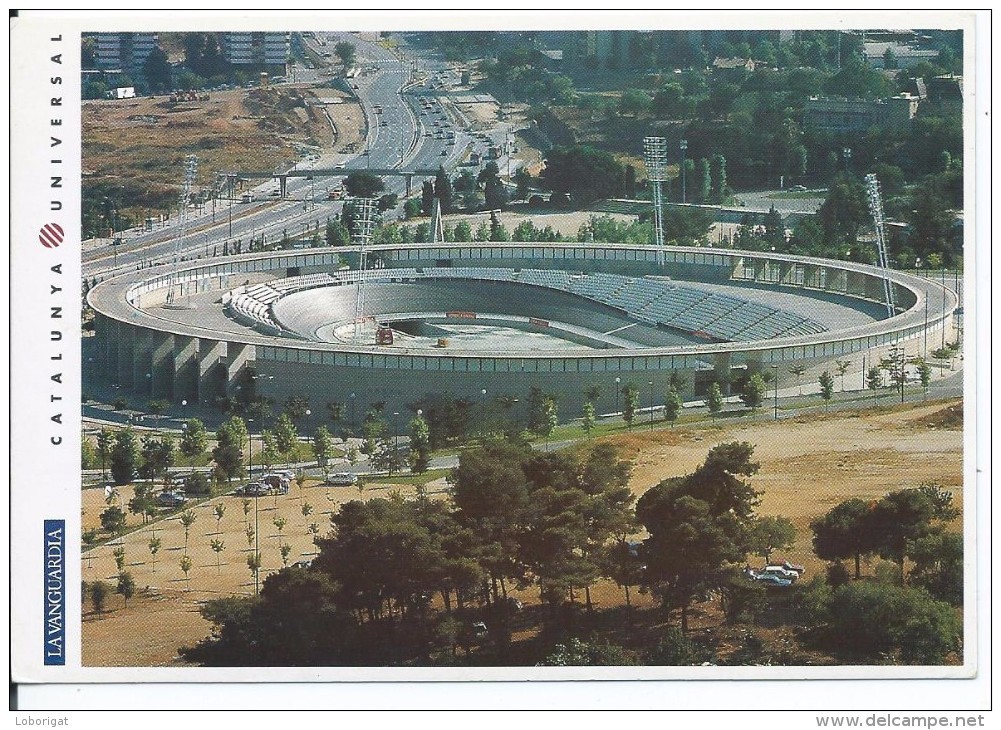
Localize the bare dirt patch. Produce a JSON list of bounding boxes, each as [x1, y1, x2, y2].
[[83, 86, 363, 221]]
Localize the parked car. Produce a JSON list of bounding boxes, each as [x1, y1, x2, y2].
[[471, 621, 488, 639], [760, 565, 800, 581], [770, 560, 805, 575], [789, 184, 807, 192], [261, 474, 290, 494], [754, 573, 793, 587], [156, 491, 187, 509], [292, 559, 313, 570], [244, 482, 269, 497], [326, 472, 358, 486]]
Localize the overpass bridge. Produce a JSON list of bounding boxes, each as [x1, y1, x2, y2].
[[224, 167, 444, 197]]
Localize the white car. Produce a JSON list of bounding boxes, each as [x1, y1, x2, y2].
[[326, 472, 358, 486], [760, 565, 800, 581]]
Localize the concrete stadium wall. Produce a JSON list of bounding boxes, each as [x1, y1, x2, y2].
[[88, 243, 958, 416]]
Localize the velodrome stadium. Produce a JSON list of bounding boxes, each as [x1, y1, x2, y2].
[[88, 242, 959, 418]]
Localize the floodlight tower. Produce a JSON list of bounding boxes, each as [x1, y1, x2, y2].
[[428, 197, 445, 244], [352, 197, 378, 338], [643, 136, 668, 265], [864, 173, 896, 318], [166, 154, 198, 307]]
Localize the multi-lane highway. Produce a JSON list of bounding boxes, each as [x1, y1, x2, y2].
[[82, 32, 495, 281]]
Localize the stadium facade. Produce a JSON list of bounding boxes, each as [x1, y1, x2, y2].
[[88, 243, 958, 420]]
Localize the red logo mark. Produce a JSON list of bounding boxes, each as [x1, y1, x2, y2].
[[39, 223, 64, 249]]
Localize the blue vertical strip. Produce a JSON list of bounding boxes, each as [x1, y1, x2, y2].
[[43, 519, 66, 665]]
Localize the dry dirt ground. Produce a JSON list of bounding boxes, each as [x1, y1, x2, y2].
[[81, 399, 963, 666], [82, 85, 364, 219]]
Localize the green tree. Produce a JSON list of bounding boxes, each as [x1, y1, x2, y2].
[[96, 428, 113, 482], [180, 509, 197, 553], [867, 365, 883, 401], [81, 434, 97, 470], [619, 88, 651, 116], [324, 217, 351, 246], [811, 498, 878, 579], [834, 359, 852, 392], [110, 429, 140, 486], [519, 444, 635, 612], [817, 174, 869, 253], [408, 415, 432, 474], [824, 581, 960, 664], [870, 486, 958, 582], [212, 419, 245, 484], [695, 157, 711, 203], [434, 166, 453, 213], [344, 171, 384, 198], [663, 385, 682, 427], [247, 552, 262, 593], [748, 515, 796, 564], [513, 168, 532, 200], [140, 434, 174, 485], [312, 425, 333, 469], [621, 384, 639, 429], [540, 638, 637, 666], [180, 418, 208, 460], [916, 359, 932, 399], [453, 220, 473, 242], [819, 370, 835, 409], [260, 430, 279, 472], [710, 154, 727, 203], [788, 364, 807, 395], [706, 382, 723, 422], [90, 580, 109, 613], [274, 413, 298, 466], [112, 545, 126, 572], [210, 538, 225, 571], [142, 46, 172, 94], [540, 145, 625, 206], [581, 401, 596, 435], [740, 373, 766, 411], [101, 507, 127, 535], [213, 503, 226, 532], [180, 554, 193, 590], [117, 571, 136, 607], [907, 531, 963, 605], [645, 626, 710, 665], [148, 536, 161, 573], [603, 539, 643, 608], [127, 484, 157, 525], [637, 442, 761, 632], [283, 396, 310, 424], [334, 41, 356, 69]]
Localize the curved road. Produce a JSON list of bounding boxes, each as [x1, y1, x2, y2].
[[82, 32, 469, 281]]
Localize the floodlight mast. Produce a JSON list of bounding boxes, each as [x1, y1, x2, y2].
[[352, 197, 378, 338], [865, 173, 896, 318], [166, 154, 198, 306], [428, 196, 445, 244], [643, 137, 668, 266]]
